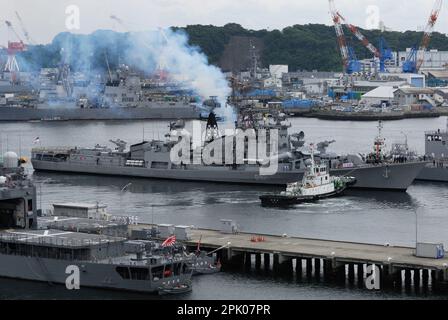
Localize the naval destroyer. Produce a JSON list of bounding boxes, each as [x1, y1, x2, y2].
[[31, 111, 426, 191], [0, 152, 193, 294], [0, 66, 211, 121]]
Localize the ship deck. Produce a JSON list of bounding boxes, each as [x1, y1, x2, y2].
[[38, 216, 128, 235], [0, 229, 124, 248]]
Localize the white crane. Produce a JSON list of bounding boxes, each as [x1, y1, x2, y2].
[[15, 11, 35, 45]]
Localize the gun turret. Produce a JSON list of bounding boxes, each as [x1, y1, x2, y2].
[[317, 140, 336, 155]]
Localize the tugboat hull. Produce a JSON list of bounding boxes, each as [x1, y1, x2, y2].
[[260, 186, 348, 208]]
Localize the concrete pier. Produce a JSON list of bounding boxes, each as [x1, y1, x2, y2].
[[132, 224, 448, 292]]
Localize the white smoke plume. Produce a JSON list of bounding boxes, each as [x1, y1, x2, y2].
[[125, 28, 231, 107], [23, 27, 236, 121]]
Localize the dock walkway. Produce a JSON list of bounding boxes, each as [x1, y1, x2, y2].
[[132, 224, 448, 291]]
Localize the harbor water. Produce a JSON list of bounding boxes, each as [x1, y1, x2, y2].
[[1, 116, 447, 299]]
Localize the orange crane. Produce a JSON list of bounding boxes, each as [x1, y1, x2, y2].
[[2, 20, 27, 83], [15, 11, 35, 45], [416, 0, 443, 72], [328, 0, 350, 72], [337, 13, 381, 59]]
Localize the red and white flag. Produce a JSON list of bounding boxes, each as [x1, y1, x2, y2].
[[162, 235, 176, 247]]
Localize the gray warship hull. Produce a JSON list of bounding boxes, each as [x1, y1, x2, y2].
[[416, 166, 448, 182], [0, 253, 190, 293], [0, 105, 201, 121], [31, 160, 426, 191]]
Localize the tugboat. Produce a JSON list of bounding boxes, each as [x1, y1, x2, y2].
[[187, 251, 221, 275], [260, 145, 356, 207], [158, 280, 193, 295]]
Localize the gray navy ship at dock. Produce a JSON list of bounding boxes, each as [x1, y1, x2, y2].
[[416, 120, 448, 182], [0, 152, 193, 294], [0, 66, 210, 122], [31, 111, 427, 191]]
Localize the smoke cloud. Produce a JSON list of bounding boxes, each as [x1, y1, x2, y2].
[[128, 28, 231, 106], [19, 28, 232, 110]]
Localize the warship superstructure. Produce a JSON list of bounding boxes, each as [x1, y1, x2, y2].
[[0, 153, 192, 294], [31, 111, 426, 191], [0, 66, 209, 121], [416, 120, 448, 182]]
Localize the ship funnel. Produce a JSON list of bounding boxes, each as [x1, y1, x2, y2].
[[3, 152, 18, 168]]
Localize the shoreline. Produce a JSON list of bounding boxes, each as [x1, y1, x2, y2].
[[287, 110, 446, 122]]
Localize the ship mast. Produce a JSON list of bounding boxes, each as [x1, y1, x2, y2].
[[309, 144, 316, 170], [374, 120, 385, 160]]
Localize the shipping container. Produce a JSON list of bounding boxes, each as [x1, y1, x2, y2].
[[415, 242, 445, 259]]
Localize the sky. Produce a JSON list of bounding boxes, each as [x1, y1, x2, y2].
[[1, 0, 447, 45]]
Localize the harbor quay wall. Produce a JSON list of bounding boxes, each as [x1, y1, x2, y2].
[[132, 224, 448, 293]]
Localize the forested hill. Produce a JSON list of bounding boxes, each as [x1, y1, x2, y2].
[[18, 23, 448, 73]]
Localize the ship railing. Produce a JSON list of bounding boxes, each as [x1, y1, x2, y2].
[[424, 130, 447, 135], [0, 232, 124, 251], [109, 215, 139, 225], [31, 147, 75, 153]]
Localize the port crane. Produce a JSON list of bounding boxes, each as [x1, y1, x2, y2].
[[329, 0, 393, 73], [328, 0, 359, 74], [1, 19, 27, 83], [403, 0, 443, 73], [418, 0, 443, 72], [15, 11, 35, 45]]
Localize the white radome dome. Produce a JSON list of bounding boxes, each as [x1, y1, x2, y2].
[[3, 151, 18, 168], [0, 176, 6, 185]]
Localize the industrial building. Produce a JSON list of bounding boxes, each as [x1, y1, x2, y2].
[[397, 49, 448, 70], [360, 86, 397, 107], [393, 88, 437, 107]]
